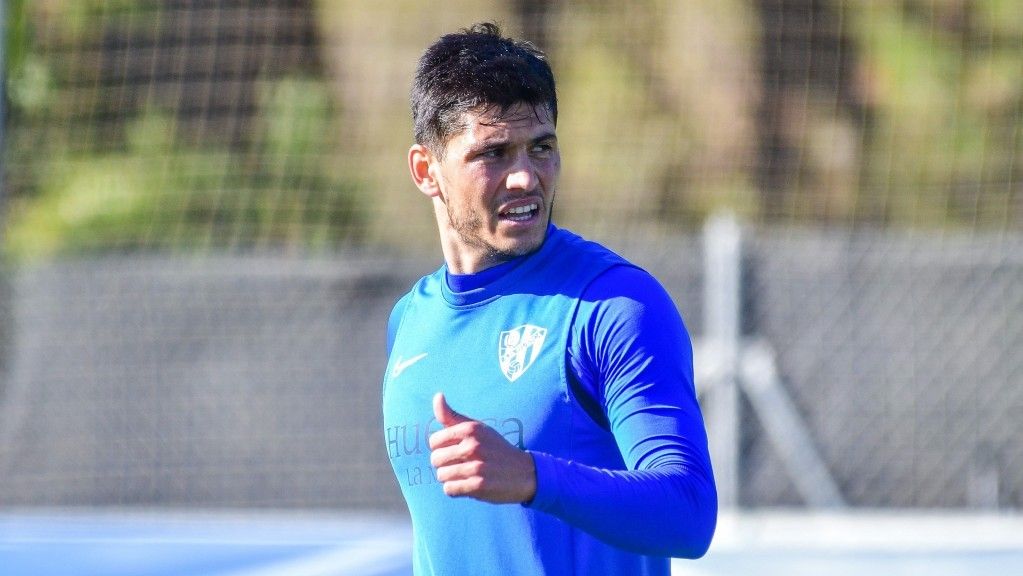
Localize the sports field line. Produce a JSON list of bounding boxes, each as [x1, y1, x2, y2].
[[709, 509, 1023, 552], [216, 537, 410, 576]]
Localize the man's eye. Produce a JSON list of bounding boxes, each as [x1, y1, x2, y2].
[[531, 143, 554, 154], [480, 148, 504, 159]]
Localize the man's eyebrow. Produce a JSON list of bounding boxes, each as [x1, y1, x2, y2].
[[470, 137, 508, 151], [531, 132, 558, 144], [466, 131, 558, 156], [462, 138, 504, 159], [479, 132, 557, 148]]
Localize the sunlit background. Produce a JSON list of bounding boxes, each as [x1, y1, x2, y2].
[[1, 1, 1021, 574]]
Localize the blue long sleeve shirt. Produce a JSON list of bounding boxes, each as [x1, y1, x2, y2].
[[383, 226, 716, 575]]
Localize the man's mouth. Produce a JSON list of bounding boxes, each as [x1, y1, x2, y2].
[[500, 202, 540, 222]]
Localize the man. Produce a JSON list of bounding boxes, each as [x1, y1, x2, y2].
[[383, 22, 716, 575]]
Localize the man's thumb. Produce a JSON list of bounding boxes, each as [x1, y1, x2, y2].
[[433, 392, 470, 427]]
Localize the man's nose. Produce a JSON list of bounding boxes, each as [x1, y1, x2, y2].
[[505, 153, 536, 191]]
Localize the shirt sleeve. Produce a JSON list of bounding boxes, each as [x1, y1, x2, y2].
[[525, 265, 717, 558]]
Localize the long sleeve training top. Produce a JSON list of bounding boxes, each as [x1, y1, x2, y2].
[[383, 226, 716, 575]]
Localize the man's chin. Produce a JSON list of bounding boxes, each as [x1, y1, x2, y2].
[[492, 233, 546, 260]]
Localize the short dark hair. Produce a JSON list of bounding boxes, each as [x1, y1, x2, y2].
[[411, 22, 557, 155]]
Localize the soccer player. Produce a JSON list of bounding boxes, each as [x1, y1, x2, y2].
[[383, 22, 717, 575]]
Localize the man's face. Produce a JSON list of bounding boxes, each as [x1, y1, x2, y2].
[[422, 103, 560, 273]]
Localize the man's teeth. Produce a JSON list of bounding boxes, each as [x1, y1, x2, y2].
[[505, 203, 538, 219]]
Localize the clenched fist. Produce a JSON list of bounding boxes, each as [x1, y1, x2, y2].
[[429, 392, 537, 504]]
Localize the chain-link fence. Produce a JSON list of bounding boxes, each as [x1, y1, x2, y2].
[[0, 229, 1019, 509], [743, 229, 1023, 508], [1, 1, 1020, 510]]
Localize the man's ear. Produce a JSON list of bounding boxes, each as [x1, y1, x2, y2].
[[409, 144, 442, 198]]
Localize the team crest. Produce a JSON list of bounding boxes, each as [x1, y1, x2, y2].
[[498, 324, 548, 382]]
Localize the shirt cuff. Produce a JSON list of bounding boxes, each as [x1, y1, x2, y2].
[[522, 450, 561, 511]]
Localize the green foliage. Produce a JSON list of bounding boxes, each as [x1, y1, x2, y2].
[[4, 2, 363, 262], [4, 0, 56, 117], [6, 0, 1020, 250], [975, 0, 1023, 36], [44, 0, 142, 39], [4, 0, 28, 77], [6, 78, 363, 262], [262, 77, 334, 159], [848, 0, 1022, 228]]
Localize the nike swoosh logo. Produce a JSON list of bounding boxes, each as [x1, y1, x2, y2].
[[391, 353, 428, 379]]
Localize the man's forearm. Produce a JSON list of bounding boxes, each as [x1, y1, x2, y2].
[[526, 451, 717, 559]]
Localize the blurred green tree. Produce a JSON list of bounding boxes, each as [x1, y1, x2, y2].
[[4, 0, 363, 262]]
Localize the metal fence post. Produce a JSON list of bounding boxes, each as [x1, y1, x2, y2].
[[703, 212, 742, 509]]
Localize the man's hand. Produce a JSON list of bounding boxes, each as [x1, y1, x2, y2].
[[429, 392, 537, 504]]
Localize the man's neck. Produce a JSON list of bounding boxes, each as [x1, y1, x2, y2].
[[445, 257, 525, 293]]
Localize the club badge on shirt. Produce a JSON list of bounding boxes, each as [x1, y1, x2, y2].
[[498, 324, 548, 382]]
